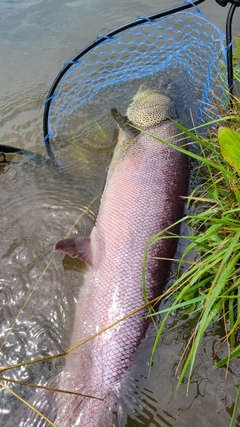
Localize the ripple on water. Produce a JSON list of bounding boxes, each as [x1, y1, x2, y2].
[[0, 155, 101, 425]]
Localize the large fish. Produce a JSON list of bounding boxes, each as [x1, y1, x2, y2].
[[7, 84, 189, 426]]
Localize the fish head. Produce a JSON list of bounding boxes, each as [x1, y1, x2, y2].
[[127, 84, 178, 129], [111, 84, 178, 140], [110, 83, 179, 166]]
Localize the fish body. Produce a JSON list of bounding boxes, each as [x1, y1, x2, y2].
[[52, 86, 189, 426], [8, 85, 189, 426]]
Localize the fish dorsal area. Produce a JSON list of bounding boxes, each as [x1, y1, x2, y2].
[[127, 86, 178, 129]]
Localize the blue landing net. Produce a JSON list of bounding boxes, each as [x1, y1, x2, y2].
[[44, 4, 228, 156]]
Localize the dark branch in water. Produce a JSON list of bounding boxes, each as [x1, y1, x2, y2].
[[0, 144, 49, 165]]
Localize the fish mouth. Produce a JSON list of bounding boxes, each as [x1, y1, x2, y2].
[[110, 107, 122, 122], [110, 108, 140, 139]]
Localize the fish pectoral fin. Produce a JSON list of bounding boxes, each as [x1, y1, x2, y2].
[[53, 237, 93, 266], [110, 108, 140, 139]]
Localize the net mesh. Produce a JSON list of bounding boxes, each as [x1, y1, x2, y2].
[[47, 7, 227, 146]]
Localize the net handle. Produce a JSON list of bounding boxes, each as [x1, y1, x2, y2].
[[216, 0, 239, 108]]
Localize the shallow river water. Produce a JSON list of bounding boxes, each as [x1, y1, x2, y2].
[[0, 0, 240, 426]]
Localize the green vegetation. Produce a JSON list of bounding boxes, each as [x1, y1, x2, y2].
[[142, 59, 240, 426]]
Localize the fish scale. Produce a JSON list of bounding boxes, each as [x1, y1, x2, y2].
[[54, 120, 189, 426]]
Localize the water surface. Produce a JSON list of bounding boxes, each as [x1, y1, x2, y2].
[[0, 0, 240, 426]]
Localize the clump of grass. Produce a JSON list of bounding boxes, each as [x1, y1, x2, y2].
[[141, 79, 240, 424]]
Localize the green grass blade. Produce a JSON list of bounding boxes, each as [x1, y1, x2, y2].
[[215, 345, 240, 368], [148, 295, 206, 317], [230, 385, 240, 427]]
